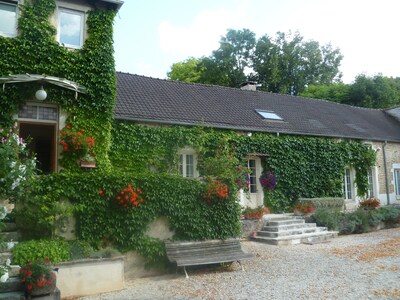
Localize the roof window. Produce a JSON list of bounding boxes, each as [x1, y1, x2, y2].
[[256, 110, 283, 121]]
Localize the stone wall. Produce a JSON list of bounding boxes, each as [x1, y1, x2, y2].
[[371, 141, 400, 205]]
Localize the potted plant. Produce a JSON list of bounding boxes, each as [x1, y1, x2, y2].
[[59, 125, 96, 168], [18, 258, 57, 296], [359, 198, 380, 210], [242, 206, 270, 219], [294, 201, 316, 215]]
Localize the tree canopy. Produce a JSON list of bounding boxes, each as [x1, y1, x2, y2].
[[167, 29, 343, 95], [300, 75, 400, 108]]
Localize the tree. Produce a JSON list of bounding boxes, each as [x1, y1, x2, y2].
[[167, 29, 343, 95], [300, 75, 400, 109], [253, 31, 343, 95], [167, 57, 204, 83], [348, 74, 400, 108], [300, 84, 350, 103]]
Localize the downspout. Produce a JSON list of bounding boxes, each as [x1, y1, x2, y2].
[[382, 141, 390, 205]]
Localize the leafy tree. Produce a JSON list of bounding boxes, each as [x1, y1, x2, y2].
[[348, 74, 400, 108], [253, 31, 343, 95], [301, 75, 400, 108], [167, 57, 204, 83], [300, 84, 350, 103], [167, 29, 343, 95]]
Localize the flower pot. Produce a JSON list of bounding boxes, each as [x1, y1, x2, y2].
[[28, 276, 57, 296]]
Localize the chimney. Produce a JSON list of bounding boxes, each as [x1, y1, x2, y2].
[[240, 81, 257, 91]]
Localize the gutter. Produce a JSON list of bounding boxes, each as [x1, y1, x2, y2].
[[382, 141, 390, 205]]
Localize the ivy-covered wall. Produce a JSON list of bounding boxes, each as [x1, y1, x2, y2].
[[110, 121, 376, 211], [0, 0, 117, 170]]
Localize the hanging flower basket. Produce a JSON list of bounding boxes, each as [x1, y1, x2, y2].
[[259, 171, 276, 190]]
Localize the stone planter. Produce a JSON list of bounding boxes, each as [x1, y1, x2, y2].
[[55, 257, 124, 298]]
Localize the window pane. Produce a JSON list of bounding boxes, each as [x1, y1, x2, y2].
[[19, 105, 38, 119], [367, 168, 374, 198], [186, 155, 194, 177], [59, 10, 83, 48], [38, 106, 58, 121], [248, 159, 257, 193], [0, 3, 17, 37]]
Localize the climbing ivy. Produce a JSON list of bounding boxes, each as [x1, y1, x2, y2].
[[16, 172, 241, 264], [110, 123, 376, 212], [0, 0, 117, 170]]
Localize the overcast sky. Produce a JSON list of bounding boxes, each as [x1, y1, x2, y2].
[[113, 0, 400, 83]]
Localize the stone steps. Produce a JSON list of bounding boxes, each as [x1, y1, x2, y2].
[[0, 221, 23, 297], [252, 215, 338, 245], [0, 291, 24, 299]]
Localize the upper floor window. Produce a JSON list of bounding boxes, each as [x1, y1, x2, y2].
[[178, 147, 198, 178], [0, 2, 17, 37], [58, 8, 84, 49]]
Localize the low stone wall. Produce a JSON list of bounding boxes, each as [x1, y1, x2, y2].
[[240, 218, 265, 238], [56, 257, 124, 298]]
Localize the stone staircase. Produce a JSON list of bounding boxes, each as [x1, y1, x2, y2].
[[0, 221, 24, 300], [251, 215, 338, 245]]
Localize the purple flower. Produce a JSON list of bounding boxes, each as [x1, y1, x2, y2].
[[259, 171, 276, 190]]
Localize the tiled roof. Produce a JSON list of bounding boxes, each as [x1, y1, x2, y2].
[[115, 72, 400, 142]]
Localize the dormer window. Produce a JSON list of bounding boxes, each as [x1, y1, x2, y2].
[[256, 110, 283, 121], [58, 8, 84, 49], [0, 2, 17, 37]]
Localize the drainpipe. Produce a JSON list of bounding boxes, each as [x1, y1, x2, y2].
[[382, 141, 390, 205]]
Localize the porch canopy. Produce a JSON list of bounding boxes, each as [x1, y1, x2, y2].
[[0, 74, 87, 99]]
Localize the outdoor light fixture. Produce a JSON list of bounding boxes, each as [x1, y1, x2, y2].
[[35, 86, 47, 101]]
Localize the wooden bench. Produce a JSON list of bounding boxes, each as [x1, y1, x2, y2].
[[165, 239, 254, 278]]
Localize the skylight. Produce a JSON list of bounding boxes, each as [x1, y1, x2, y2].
[[256, 110, 283, 121]]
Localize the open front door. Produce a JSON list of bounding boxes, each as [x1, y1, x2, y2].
[[19, 122, 56, 174]]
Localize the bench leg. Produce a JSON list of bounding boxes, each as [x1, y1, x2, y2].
[[183, 266, 189, 279], [238, 260, 245, 271]]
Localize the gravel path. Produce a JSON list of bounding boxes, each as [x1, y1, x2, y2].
[[80, 228, 400, 300]]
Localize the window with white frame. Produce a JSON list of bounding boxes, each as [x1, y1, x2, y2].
[[178, 148, 198, 178], [58, 8, 84, 49], [0, 2, 17, 37], [343, 168, 353, 200]]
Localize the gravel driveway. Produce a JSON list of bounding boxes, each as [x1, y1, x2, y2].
[[80, 228, 400, 300]]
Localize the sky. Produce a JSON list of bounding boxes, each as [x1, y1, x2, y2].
[[113, 0, 400, 84]]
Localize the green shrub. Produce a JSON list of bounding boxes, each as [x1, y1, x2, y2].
[[341, 210, 370, 234], [311, 208, 341, 231], [68, 240, 95, 260], [299, 198, 344, 210], [12, 239, 70, 265]]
